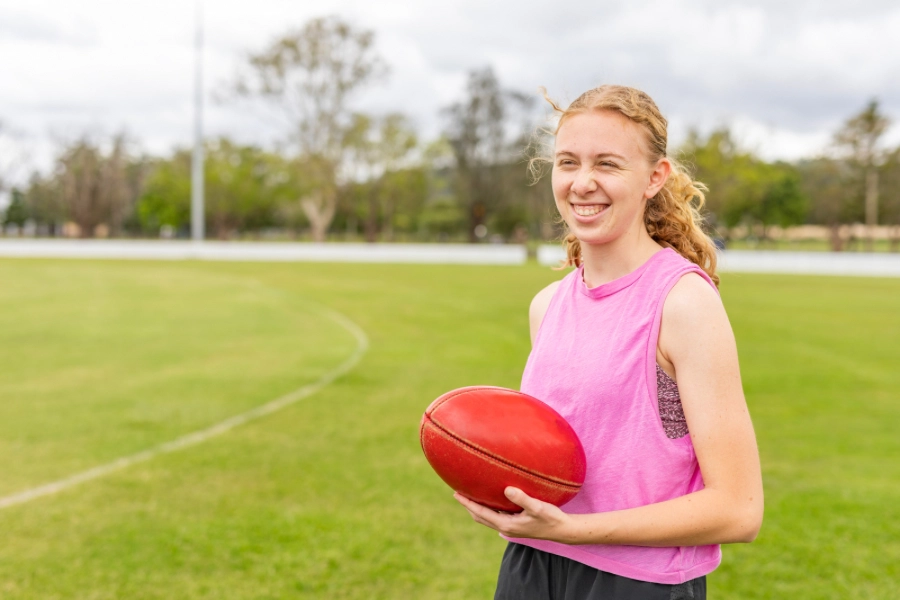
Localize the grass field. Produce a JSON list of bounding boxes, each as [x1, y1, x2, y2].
[[0, 259, 898, 599]]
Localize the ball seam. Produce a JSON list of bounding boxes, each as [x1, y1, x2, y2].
[[422, 418, 582, 491]]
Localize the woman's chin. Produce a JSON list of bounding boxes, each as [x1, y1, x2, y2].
[[565, 223, 615, 247]]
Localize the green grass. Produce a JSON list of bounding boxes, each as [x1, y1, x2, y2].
[[0, 259, 897, 599]]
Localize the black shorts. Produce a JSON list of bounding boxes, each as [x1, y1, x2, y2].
[[495, 543, 707, 600]]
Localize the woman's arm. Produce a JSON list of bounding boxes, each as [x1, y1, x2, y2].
[[456, 273, 764, 547]]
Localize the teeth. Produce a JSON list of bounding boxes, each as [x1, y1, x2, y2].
[[572, 204, 605, 216]]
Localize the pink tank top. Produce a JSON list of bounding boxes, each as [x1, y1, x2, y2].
[[506, 248, 722, 584]]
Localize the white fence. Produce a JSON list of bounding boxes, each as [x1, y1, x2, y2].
[[717, 250, 900, 277], [2, 240, 900, 276], [537, 245, 900, 277], [0, 239, 527, 265]]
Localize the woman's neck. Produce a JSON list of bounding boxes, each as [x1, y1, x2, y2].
[[580, 229, 663, 288]]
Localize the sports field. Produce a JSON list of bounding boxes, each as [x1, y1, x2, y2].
[[0, 258, 898, 599]]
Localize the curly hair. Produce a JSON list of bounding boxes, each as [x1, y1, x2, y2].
[[531, 85, 719, 287]]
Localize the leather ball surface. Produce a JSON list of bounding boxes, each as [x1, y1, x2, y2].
[[420, 386, 586, 513]]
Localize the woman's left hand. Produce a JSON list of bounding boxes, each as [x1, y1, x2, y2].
[[453, 487, 578, 543]]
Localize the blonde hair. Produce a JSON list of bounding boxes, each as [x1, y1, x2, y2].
[[533, 85, 719, 287]]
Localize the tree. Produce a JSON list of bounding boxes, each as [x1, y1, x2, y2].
[[833, 99, 891, 250], [136, 139, 304, 238], [443, 67, 532, 242], [0, 121, 33, 226], [56, 134, 131, 238], [879, 147, 900, 251], [680, 128, 808, 241], [23, 171, 65, 235], [205, 139, 297, 238], [416, 138, 465, 240], [343, 112, 418, 241], [232, 16, 387, 241], [679, 127, 758, 234], [0, 122, 10, 197], [137, 150, 192, 234], [2, 187, 27, 229], [380, 166, 428, 238], [797, 157, 856, 250], [0, 121, 23, 196], [746, 163, 808, 237], [374, 114, 417, 241]]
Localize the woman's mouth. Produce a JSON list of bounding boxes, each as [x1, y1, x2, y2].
[[570, 203, 608, 217]]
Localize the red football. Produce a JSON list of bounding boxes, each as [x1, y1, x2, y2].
[[420, 386, 586, 513]]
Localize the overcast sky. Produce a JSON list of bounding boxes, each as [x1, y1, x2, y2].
[[2, 0, 900, 184]]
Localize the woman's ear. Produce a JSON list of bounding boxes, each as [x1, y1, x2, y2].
[[645, 158, 672, 199]]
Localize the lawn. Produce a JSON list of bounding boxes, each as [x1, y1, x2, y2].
[[0, 259, 897, 599]]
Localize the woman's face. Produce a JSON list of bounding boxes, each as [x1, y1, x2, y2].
[[552, 110, 665, 248]]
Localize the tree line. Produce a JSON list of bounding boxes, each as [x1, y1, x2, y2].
[[2, 16, 899, 250]]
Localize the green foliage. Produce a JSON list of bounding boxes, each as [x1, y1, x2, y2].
[[381, 167, 428, 235], [680, 129, 808, 234], [136, 139, 306, 238], [205, 139, 286, 237], [22, 171, 65, 229], [490, 202, 529, 238], [722, 162, 809, 233], [879, 148, 900, 226], [342, 112, 420, 241], [137, 150, 191, 233], [680, 128, 753, 223], [797, 158, 859, 226], [758, 166, 807, 228], [2, 187, 27, 227], [419, 198, 465, 236]]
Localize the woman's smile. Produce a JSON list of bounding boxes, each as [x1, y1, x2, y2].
[[569, 202, 610, 220]]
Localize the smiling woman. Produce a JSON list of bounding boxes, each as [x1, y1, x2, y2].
[[454, 85, 763, 600]]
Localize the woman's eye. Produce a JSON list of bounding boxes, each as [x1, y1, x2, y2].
[[599, 161, 618, 168]]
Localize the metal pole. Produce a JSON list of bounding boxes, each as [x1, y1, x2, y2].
[[191, 1, 205, 241]]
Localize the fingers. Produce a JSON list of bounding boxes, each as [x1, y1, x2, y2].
[[453, 489, 569, 542], [453, 492, 498, 519], [453, 493, 504, 529], [504, 487, 543, 514]]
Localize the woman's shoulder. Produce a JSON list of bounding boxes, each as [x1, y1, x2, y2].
[[529, 279, 565, 344], [662, 271, 726, 332], [530, 279, 563, 315], [657, 270, 731, 381]]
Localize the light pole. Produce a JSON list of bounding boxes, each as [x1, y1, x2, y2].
[[191, 1, 205, 242]]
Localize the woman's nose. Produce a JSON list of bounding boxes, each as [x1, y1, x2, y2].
[[572, 168, 597, 196]]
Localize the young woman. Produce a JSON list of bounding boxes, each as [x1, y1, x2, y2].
[[454, 85, 764, 599]]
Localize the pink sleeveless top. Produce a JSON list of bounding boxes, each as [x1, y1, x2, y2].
[[506, 248, 722, 584]]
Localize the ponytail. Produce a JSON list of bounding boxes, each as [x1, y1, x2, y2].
[[645, 163, 719, 287]]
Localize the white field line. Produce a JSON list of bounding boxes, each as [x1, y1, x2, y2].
[[0, 307, 369, 511]]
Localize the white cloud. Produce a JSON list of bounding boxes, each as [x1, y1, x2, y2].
[[0, 0, 898, 182]]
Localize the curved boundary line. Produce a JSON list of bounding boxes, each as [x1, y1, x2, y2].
[[0, 307, 368, 511]]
